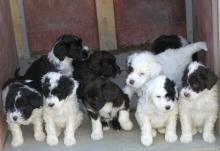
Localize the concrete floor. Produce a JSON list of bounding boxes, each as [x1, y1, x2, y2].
[[3, 52, 220, 151]]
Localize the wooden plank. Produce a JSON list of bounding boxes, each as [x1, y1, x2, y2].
[[95, 0, 117, 50], [9, 0, 29, 59], [212, 0, 220, 135]]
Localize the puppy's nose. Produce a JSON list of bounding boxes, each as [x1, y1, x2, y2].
[[184, 92, 190, 98], [129, 80, 135, 85], [13, 116, 18, 121], [165, 106, 171, 110], [48, 103, 54, 107]]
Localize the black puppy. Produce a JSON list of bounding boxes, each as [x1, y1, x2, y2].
[[73, 51, 133, 140], [151, 34, 188, 54], [18, 34, 89, 91]]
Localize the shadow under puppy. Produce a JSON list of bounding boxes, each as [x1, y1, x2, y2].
[[73, 51, 133, 140], [41, 72, 83, 146], [179, 61, 218, 143], [2, 78, 45, 147], [135, 75, 178, 146]]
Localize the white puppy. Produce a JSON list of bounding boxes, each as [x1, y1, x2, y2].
[[124, 42, 208, 100], [179, 61, 218, 143], [41, 72, 83, 146], [135, 75, 178, 146]]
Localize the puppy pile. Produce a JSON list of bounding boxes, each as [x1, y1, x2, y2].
[[2, 34, 218, 148]]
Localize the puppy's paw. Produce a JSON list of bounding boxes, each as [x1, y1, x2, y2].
[[196, 42, 208, 51], [152, 129, 157, 137], [165, 133, 178, 143], [141, 135, 153, 146], [91, 131, 103, 140], [64, 136, 76, 146], [203, 133, 216, 143], [46, 136, 58, 146], [180, 134, 192, 143], [121, 120, 133, 131], [103, 126, 110, 131], [34, 132, 45, 142], [11, 138, 24, 147]]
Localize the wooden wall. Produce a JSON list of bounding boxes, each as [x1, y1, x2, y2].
[[23, 0, 186, 55], [0, 0, 18, 149]]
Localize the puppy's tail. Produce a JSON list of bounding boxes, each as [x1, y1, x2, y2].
[[181, 41, 208, 56]]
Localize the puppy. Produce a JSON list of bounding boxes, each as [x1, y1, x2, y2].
[[18, 34, 89, 91], [124, 41, 207, 100], [151, 34, 188, 54], [41, 72, 83, 146], [2, 79, 45, 147], [179, 61, 218, 143], [73, 51, 133, 140], [135, 75, 178, 146]]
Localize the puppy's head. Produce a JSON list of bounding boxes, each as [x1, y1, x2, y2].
[[51, 34, 89, 62], [88, 51, 121, 77], [41, 72, 78, 108], [2, 81, 42, 123], [180, 61, 218, 99], [126, 52, 162, 89], [144, 75, 178, 112]]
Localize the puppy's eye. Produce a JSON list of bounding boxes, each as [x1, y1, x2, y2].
[[128, 66, 133, 73], [140, 73, 145, 76], [156, 96, 161, 98]]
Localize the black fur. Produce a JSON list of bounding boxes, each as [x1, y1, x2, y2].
[[3, 79, 43, 120], [164, 78, 176, 101], [182, 63, 218, 93], [73, 51, 129, 130], [42, 74, 74, 101], [17, 34, 88, 92], [151, 34, 182, 54]]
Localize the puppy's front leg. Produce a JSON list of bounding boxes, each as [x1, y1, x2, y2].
[[44, 115, 58, 146], [180, 113, 192, 143], [135, 110, 153, 146], [33, 115, 45, 142], [8, 122, 24, 147], [203, 114, 217, 143], [64, 116, 76, 146], [89, 111, 103, 140], [118, 110, 133, 131], [165, 115, 177, 143]]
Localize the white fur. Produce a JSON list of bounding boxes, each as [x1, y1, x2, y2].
[[135, 76, 178, 146], [43, 77, 83, 146], [124, 42, 208, 100], [48, 51, 73, 76], [7, 109, 45, 147], [2, 84, 45, 147], [179, 85, 218, 143]]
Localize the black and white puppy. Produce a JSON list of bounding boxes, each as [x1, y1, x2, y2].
[[73, 51, 133, 140], [18, 34, 89, 91], [41, 72, 83, 146], [135, 75, 178, 146], [179, 61, 218, 143], [2, 79, 45, 147], [151, 34, 188, 54]]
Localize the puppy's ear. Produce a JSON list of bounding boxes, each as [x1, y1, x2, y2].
[[205, 68, 218, 90], [88, 52, 101, 74], [41, 77, 50, 97], [149, 61, 162, 79], [28, 93, 43, 108], [53, 43, 67, 61]]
